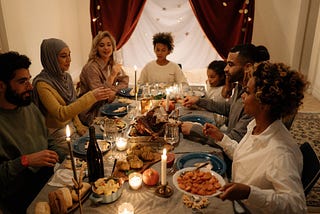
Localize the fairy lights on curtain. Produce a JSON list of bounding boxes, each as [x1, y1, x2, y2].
[[91, 1, 103, 32]]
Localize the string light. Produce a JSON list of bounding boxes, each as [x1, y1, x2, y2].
[[92, 17, 100, 22]]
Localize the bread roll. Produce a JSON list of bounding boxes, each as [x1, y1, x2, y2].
[[48, 187, 73, 214], [71, 182, 91, 201], [34, 202, 50, 214]]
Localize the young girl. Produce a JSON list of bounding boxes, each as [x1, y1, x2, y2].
[[205, 60, 227, 102]]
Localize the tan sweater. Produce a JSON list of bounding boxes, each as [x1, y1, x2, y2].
[[35, 81, 97, 134]]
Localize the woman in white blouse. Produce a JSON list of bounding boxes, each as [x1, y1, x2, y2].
[[203, 61, 308, 213]]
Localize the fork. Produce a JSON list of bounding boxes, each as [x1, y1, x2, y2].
[[168, 162, 178, 175]]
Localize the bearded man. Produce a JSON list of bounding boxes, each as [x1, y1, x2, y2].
[[0, 51, 64, 213]]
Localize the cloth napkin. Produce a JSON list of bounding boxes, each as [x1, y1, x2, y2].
[[48, 168, 77, 187]]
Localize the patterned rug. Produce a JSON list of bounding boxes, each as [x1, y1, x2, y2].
[[290, 112, 320, 208]]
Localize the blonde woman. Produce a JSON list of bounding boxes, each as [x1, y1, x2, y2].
[[79, 31, 129, 125]]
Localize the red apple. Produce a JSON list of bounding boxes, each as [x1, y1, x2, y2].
[[142, 168, 159, 186]]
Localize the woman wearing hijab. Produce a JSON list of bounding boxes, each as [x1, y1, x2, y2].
[[33, 38, 109, 154]]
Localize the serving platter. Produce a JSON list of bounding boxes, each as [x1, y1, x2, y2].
[[172, 167, 225, 197], [175, 152, 226, 175]]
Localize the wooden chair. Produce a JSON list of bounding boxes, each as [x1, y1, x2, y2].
[[300, 142, 320, 196]]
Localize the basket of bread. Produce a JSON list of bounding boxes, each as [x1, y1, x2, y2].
[[90, 177, 124, 204]]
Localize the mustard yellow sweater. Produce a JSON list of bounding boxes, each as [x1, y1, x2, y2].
[[35, 81, 97, 134]]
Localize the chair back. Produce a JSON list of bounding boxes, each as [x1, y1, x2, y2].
[[300, 142, 320, 196]]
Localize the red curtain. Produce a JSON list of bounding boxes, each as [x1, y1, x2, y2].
[[189, 0, 255, 59], [90, 0, 146, 49]]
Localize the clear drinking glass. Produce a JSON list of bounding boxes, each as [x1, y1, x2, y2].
[[104, 118, 118, 160], [113, 50, 123, 65], [164, 123, 180, 147]]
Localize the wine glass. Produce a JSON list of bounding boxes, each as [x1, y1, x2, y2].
[[113, 50, 123, 65], [164, 123, 180, 147], [104, 118, 118, 160]]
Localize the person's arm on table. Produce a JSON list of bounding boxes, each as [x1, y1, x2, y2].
[[36, 82, 107, 121]]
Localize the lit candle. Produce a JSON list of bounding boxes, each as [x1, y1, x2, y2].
[[161, 148, 167, 185], [116, 137, 127, 151], [66, 125, 77, 180], [129, 172, 143, 190], [118, 202, 134, 214]]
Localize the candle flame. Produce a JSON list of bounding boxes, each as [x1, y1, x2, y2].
[[163, 148, 167, 156], [134, 65, 137, 71], [66, 125, 70, 138]]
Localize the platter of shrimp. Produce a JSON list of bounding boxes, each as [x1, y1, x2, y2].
[[172, 167, 225, 197]]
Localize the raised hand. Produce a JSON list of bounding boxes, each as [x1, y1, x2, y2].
[[182, 96, 199, 107], [25, 150, 59, 167], [92, 87, 111, 101]]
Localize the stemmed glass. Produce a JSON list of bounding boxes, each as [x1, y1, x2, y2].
[[164, 123, 180, 147], [103, 118, 118, 160]]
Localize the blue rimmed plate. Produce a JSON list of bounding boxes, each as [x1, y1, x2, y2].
[[101, 103, 128, 117], [73, 134, 110, 156], [179, 114, 215, 126], [117, 88, 142, 97], [175, 152, 226, 175]]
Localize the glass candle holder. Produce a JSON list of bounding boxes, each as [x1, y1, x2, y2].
[[116, 137, 127, 151], [118, 202, 134, 214], [128, 172, 143, 190]]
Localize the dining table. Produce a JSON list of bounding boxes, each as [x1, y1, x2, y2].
[[27, 100, 235, 214]]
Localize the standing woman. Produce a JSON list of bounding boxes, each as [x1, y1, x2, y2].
[[79, 31, 129, 125], [204, 62, 308, 213], [33, 38, 109, 155]]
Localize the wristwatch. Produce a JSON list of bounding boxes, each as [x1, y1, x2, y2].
[[21, 155, 29, 167]]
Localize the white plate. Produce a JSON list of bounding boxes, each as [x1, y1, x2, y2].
[[172, 167, 225, 197]]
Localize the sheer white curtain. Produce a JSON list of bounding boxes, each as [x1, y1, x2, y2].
[[121, 0, 222, 85]]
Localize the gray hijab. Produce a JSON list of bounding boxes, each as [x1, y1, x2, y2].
[[33, 38, 77, 114]]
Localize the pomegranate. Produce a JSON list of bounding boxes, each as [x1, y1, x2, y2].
[[142, 168, 159, 186]]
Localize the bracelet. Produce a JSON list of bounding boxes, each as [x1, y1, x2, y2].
[[21, 155, 29, 167]]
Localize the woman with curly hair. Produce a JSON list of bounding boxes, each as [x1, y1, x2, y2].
[[79, 31, 129, 125], [203, 62, 308, 213], [138, 32, 188, 85]]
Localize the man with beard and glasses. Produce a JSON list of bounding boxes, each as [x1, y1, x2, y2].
[[182, 44, 270, 177], [0, 51, 65, 213]]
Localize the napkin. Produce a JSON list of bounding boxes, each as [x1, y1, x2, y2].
[[48, 169, 78, 187]]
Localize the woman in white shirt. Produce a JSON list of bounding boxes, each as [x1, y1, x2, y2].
[[203, 62, 308, 213], [138, 32, 188, 85]]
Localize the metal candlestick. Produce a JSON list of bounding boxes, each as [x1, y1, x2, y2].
[[67, 138, 83, 214], [155, 182, 174, 198]]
